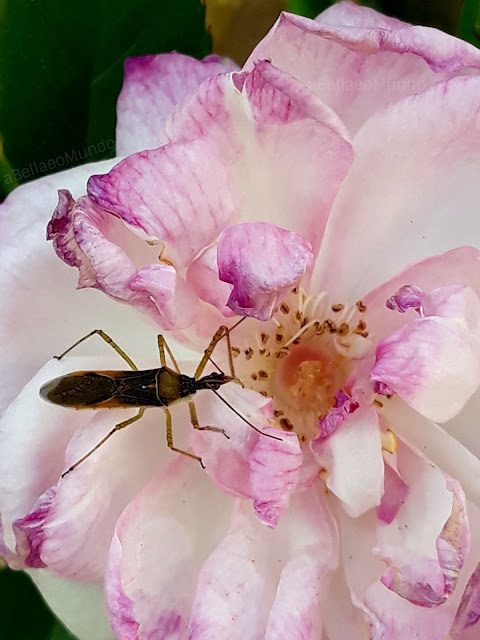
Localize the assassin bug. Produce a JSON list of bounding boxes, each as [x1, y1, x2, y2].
[[40, 323, 281, 476]]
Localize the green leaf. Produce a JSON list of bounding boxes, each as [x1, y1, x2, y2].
[[48, 622, 76, 640], [0, 0, 210, 188], [459, 0, 480, 46], [287, 0, 335, 18]]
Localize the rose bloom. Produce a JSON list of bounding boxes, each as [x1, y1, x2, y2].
[[2, 2, 480, 639]]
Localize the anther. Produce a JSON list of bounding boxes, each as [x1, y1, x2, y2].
[[357, 320, 367, 331], [260, 333, 270, 345], [275, 349, 289, 359], [231, 346, 240, 358], [381, 429, 398, 454], [279, 417, 293, 431], [259, 390, 268, 397], [324, 319, 337, 333], [313, 321, 324, 335], [294, 310, 302, 322], [337, 322, 349, 336], [331, 303, 344, 313], [292, 287, 299, 294], [245, 347, 254, 360], [280, 303, 290, 315], [258, 370, 269, 379], [259, 348, 271, 357], [356, 300, 367, 312], [250, 372, 258, 381], [274, 409, 284, 417]]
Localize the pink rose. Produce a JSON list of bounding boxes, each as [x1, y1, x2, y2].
[[2, 3, 480, 639]]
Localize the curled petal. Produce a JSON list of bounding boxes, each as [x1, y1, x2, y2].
[[311, 406, 383, 518], [376, 462, 409, 525], [372, 317, 480, 423], [250, 428, 302, 528], [246, 8, 480, 135], [104, 458, 233, 639], [217, 222, 313, 320], [450, 563, 480, 639], [129, 264, 199, 331], [116, 53, 238, 155], [386, 285, 424, 314], [186, 245, 234, 317], [376, 443, 470, 607], [317, 389, 359, 439], [88, 138, 237, 269]]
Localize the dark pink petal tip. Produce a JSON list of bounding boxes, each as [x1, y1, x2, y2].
[[372, 380, 394, 396], [218, 222, 313, 321], [450, 563, 480, 639], [13, 487, 56, 569], [386, 284, 424, 313], [316, 389, 359, 439]]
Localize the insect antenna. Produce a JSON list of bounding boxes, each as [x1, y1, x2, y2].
[[206, 384, 283, 441]]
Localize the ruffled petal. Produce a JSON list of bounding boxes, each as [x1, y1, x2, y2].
[[363, 247, 480, 345], [311, 405, 383, 517], [382, 399, 480, 510], [250, 428, 302, 528], [0, 359, 93, 560], [116, 53, 238, 155], [450, 563, 480, 639], [245, 8, 480, 134], [104, 458, 234, 639], [189, 489, 338, 640], [372, 317, 480, 423], [376, 442, 469, 607], [218, 222, 313, 320], [11, 362, 181, 580], [312, 76, 480, 300], [87, 137, 238, 269], [169, 62, 353, 254], [0, 161, 157, 413]]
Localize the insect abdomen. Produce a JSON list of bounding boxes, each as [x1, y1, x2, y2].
[[40, 372, 118, 407]]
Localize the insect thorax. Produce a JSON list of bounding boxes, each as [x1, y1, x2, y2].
[[155, 368, 197, 405]]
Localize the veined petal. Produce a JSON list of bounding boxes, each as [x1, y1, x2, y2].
[[87, 137, 237, 269], [218, 222, 313, 320], [104, 458, 233, 640], [312, 77, 480, 300], [311, 406, 383, 518], [116, 53, 238, 155], [371, 317, 480, 423], [249, 428, 302, 528], [169, 63, 353, 255], [245, 8, 480, 134], [186, 245, 234, 318]]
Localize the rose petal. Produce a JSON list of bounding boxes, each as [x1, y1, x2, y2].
[[311, 405, 383, 517], [104, 458, 233, 639], [450, 563, 480, 639], [0, 160, 157, 413], [249, 428, 302, 528], [116, 53, 238, 155], [169, 62, 353, 255], [312, 77, 480, 300], [376, 461, 409, 525], [186, 245, 234, 317], [218, 222, 313, 320], [376, 442, 469, 607], [245, 9, 480, 134], [372, 317, 480, 423], [88, 137, 238, 270], [12, 370, 187, 580]]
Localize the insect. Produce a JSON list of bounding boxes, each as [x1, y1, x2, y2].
[[40, 324, 281, 477]]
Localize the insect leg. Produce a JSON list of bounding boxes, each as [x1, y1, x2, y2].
[[194, 325, 229, 379], [188, 400, 229, 438], [61, 407, 146, 477], [157, 334, 180, 373], [54, 329, 138, 371], [163, 407, 205, 467]]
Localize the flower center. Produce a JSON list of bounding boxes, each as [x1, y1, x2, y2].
[[230, 287, 373, 441]]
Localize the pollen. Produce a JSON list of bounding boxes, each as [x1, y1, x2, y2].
[[381, 429, 398, 454]]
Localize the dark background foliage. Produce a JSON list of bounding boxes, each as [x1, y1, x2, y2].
[[0, 1, 479, 638]]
